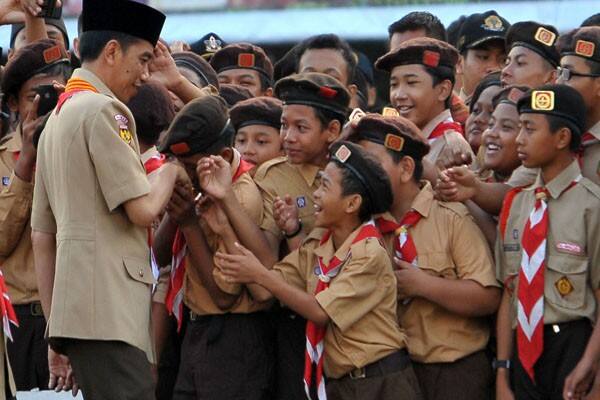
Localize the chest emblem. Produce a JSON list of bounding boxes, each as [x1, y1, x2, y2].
[[296, 196, 306, 208], [555, 276, 574, 297]]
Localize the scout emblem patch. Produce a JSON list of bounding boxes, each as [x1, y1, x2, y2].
[[482, 15, 504, 31], [1, 177, 9, 186], [531, 90, 554, 111], [382, 107, 399, 117], [115, 114, 132, 144], [334, 144, 351, 163], [43, 45, 62, 64], [555, 276, 574, 297], [423, 50, 440, 67], [534, 27, 556, 46], [296, 196, 307, 208], [575, 40, 595, 58], [349, 108, 366, 123], [204, 35, 222, 53], [507, 88, 525, 104], [238, 53, 255, 68], [384, 134, 404, 152]]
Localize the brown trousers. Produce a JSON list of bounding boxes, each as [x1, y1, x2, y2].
[[413, 350, 493, 400]]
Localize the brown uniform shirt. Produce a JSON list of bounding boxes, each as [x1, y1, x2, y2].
[[274, 225, 406, 379], [254, 156, 320, 242], [31, 68, 156, 361], [0, 128, 39, 304], [378, 182, 498, 363], [184, 150, 270, 315], [422, 109, 474, 169], [496, 161, 600, 328]]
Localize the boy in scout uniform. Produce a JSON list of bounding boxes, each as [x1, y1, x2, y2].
[[375, 37, 474, 170], [30, 0, 189, 398], [350, 114, 500, 400], [210, 43, 274, 97], [0, 39, 70, 391], [154, 95, 274, 400], [230, 96, 284, 168], [216, 141, 422, 400], [495, 85, 600, 400]]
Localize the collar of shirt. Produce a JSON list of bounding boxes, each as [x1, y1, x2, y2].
[[374, 180, 435, 226], [1, 125, 23, 154], [140, 146, 160, 165], [230, 148, 243, 179], [71, 68, 117, 99], [531, 160, 582, 200], [294, 161, 321, 187], [589, 120, 600, 141], [421, 109, 453, 140], [313, 223, 364, 266]]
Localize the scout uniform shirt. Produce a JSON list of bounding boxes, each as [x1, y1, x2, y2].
[[496, 161, 600, 328], [184, 150, 269, 315], [0, 128, 39, 305], [421, 109, 474, 169], [31, 68, 156, 361], [378, 182, 498, 363], [273, 225, 406, 379], [254, 156, 321, 243]]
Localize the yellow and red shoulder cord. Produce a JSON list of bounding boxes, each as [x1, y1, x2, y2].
[[55, 78, 99, 114]]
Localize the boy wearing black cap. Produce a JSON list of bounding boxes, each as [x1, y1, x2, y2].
[[216, 141, 421, 400], [0, 38, 70, 391], [455, 10, 509, 103], [210, 43, 274, 97], [375, 37, 473, 169], [230, 96, 284, 167], [501, 21, 559, 87], [351, 114, 500, 400], [495, 85, 600, 400], [30, 0, 189, 397]]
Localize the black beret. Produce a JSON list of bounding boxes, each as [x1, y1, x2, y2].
[[329, 141, 393, 215], [219, 84, 254, 108], [517, 84, 586, 136], [557, 26, 600, 63], [274, 43, 302, 82], [505, 21, 560, 67], [456, 10, 510, 53], [159, 95, 234, 157], [190, 33, 226, 60], [375, 37, 459, 73], [173, 51, 219, 89], [274, 72, 350, 119], [230, 96, 283, 130], [491, 85, 529, 108], [351, 113, 430, 160], [10, 17, 69, 50], [82, 0, 165, 46], [2, 39, 70, 99], [210, 43, 274, 83]]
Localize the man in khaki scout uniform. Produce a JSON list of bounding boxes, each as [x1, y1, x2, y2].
[[30, 0, 188, 398], [351, 114, 501, 400], [495, 85, 600, 400], [0, 39, 71, 391]]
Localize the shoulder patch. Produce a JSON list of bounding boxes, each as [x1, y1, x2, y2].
[[579, 177, 600, 200], [253, 156, 288, 181]]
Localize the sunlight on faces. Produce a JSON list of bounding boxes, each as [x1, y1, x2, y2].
[[501, 46, 555, 87], [217, 69, 263, 97], [109, 40, 154, 103], [312, 162, 361, 228], [482, 103, 522, 174], [465, 85, 502, 151], [234, 124, 283, 166], [516, 113, 568, 168]]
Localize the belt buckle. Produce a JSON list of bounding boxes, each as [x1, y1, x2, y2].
[[349, 367, 366, 380], [189, 311, 198, 321], [31, 302, 43, 317]]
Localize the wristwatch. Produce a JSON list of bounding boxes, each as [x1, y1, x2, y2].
[[492, 359, 511, 370], [284, 220, 303, 239]]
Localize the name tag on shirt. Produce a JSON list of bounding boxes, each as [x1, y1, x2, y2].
[[503, 244, 520, 252]]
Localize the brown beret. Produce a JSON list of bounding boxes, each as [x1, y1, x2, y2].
[[351, 113, 430, 160], [173, 51, 219, 89], [219, 84, 254, 108], [274, 72, 350, 119], [375, 37, 459, 73], [127, 82, 175, 145], [230, 96, 283, 130], [2, 39, 70, 99], [557, 26, 600, 63], [210, 43, 274, 83], [505, 21, 560, 67]]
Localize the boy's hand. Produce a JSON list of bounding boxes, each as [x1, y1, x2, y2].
[[564, 358, 597, 400], [197, 198, 230, 236], [394, 258, 428, 299], [495, 372, 515, 400], [435, 166, 478, 202], [274, 195, 300, 236], [149, 41, 182, 91], [196, 156, 232, 200], [165, 184, 196, 227], [216, 243, 265, 284]]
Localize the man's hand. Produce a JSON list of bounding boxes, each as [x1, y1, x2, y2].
[[165, 184, 197, 227], [0, 0, 26, 24], [48, 347, 79, 396], [274, 195, 300, 235], [149, 40, 183, 92], [170, 40, 190, 53], [196, 156, 232, 201], [564, 358, 597, 400], [14, 95, 42, 181], [435, 166, 478, 202], [394, 258, 429, 300]]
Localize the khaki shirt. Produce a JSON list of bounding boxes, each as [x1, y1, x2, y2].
[[422, 109, 474, 169], [495, 161, 600, 328], [0, 128, 39, 304], [274, 225, 406, 379], [378, 182, 498, 363], [582, 121, 600, 186], [31, 68, 156, 361], [184, 150, 269, 315], [254, 156, 321, 242]]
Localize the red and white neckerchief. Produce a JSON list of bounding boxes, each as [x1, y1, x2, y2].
[[164, 158, 254, 331], [517, 178, 579, 382], [577, 132, 600, 168], [377, 211, 422, 266], [427, 118, 464, 145], [304, 221, 382, 400], [144, 153, 166, 175], [0, 270, 18, 341]]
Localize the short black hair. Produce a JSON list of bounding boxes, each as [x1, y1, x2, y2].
[[423, 66, 455, 109], [259, 73, 272, 92], [447, 15, 467, 47], [297, 34, 357, 85], [547, 114, 581, 151], [388, 12, 447, 42], [581, 13, 600, 27], [352, 69, 369, 110], [79, 30, 140, 63], [313, 106, 346, 131]]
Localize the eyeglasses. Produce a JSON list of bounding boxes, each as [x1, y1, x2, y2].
[[557, 66, 600, 82]]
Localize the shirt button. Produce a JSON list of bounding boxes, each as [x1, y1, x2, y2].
[[138, 269, 144, 278]]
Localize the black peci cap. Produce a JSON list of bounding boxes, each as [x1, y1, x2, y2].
[[456, 10, 510, 53]]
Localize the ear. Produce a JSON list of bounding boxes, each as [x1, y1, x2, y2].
[[343, 193, 363, 216], [7, 95, 18, 113], [554, 126, 572, 151], [219, 146, 233, 163], [456, 54, 465, 76], [546, 68, 558, 84], [347, 84, 358, 98], [324, 119, 341, 144], [436, 79, 453, 104], [263, 87, 274, 97], [103, 40, 121, 67], [398, 155, 416, 183], [7, 49, 14, 60]]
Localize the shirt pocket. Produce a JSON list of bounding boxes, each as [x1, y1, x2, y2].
[[545, 253, 588, 310], [418, 252, 458, 279]]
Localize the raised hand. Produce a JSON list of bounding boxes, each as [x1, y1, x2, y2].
[[196, 156, 232, 200], [165, 183, 197, 227], [274, 195, 300, 235], [215, 243, 266, 284]]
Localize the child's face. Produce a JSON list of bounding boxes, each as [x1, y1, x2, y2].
[[558, 55, 600, 114], [357, 139, 400, 192], [389, 64, 447, 129], [483, 103, 521, 175], [234, 125, 283, 166], [501, 46, 554, 87], [516, 113, 559, 168], [312, 162, 347, 228], [461, 44, 505, 95], [281, 104, 336, 165], [466, 85, 502, 152]]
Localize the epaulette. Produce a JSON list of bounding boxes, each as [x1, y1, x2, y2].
[[438, 200, 470, 217], [579, 177, 600, 200], [253, 156, 288, 182], [499, 186, 526, 239]]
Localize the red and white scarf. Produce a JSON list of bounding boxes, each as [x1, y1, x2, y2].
[[0, 270, 18, 341], [427, 117, 464, 145]]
